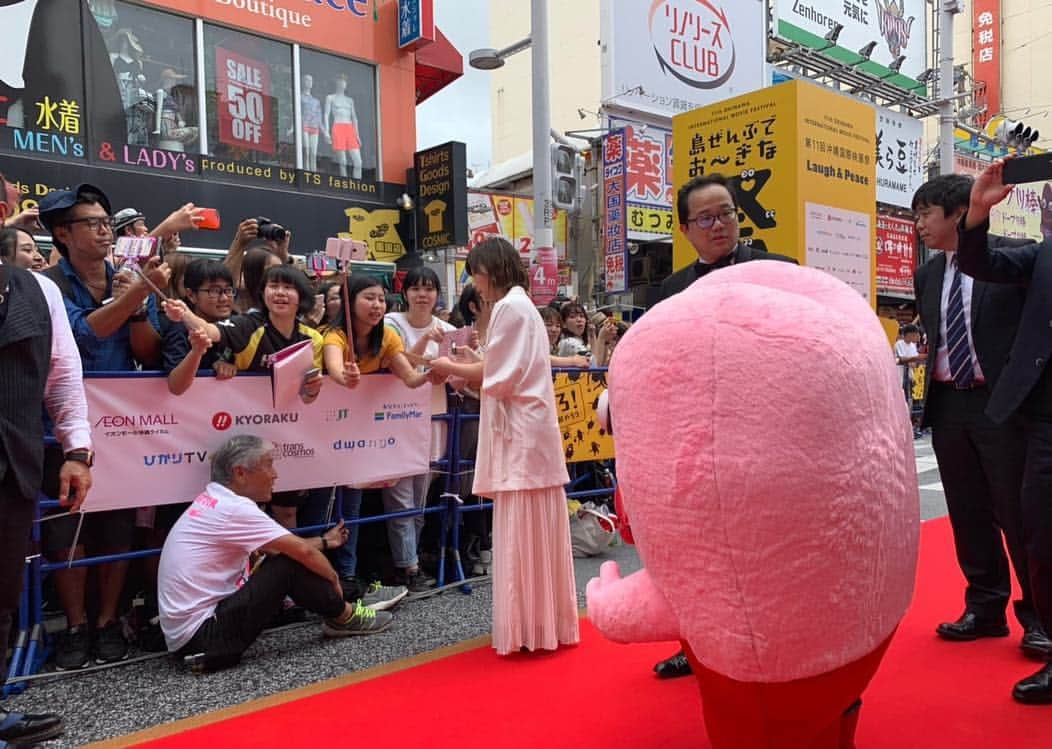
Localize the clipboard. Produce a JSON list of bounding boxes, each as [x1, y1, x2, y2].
[[270, 339, 315, 407]]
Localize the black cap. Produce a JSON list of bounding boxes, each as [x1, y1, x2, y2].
[[38, 183, 112, 232]]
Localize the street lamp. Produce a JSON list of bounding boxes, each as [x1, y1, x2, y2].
[[469, 0, 556, 303]]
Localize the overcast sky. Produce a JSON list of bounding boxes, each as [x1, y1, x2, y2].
[[415, 0, 493, 173]]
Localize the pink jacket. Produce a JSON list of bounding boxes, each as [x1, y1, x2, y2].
[[472, 287, 570, 497]]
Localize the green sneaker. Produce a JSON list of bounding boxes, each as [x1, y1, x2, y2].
[[323, 601, 393, 636], [361, 581, 408, 611]]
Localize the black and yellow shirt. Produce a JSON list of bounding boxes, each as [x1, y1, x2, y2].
[[216, 310, 324, 373]]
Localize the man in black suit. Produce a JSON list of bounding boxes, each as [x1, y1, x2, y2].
[[651, 174, 796, 678], [656, 174, 797, 303], [958, 159, 1052, 703], [911, 175, 1048, 663]]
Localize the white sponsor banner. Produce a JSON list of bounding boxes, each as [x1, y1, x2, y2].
[[83, 374, 431, 512], [600, 0, 767, 119], [774, 0, 928, 83], [875, 106, 924, 208]]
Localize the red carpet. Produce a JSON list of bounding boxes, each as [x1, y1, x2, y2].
[[121, 519, 1052, 748]]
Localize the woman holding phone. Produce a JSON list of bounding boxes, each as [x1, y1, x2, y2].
[[428, 238, 579, 655]]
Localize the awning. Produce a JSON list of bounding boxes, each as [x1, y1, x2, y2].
[[415, 28, 463, 105]]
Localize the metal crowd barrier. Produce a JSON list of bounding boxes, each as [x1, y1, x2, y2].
[[2, 368, 616, 696]]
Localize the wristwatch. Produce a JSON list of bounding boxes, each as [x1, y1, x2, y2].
[[64, 448, 95, 467]]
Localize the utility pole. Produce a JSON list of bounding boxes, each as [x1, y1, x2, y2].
[[938, 1, 962, 175]]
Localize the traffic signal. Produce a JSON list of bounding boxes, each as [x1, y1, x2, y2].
[[995, 119, 1040, 151], [551, 143, 579, 211]]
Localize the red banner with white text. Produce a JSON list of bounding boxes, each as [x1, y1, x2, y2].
[[216, 47, 276, 154], [972, 0, 1001, 129], [876, 214, 916, 299]]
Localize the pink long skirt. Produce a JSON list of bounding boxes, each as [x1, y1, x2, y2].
[[491, 486, 580, 655]]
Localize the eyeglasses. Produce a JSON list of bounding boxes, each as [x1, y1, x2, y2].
[[687, 208, 738, 230], [62, 216, 115, 233], [197, 286, 236, 299]]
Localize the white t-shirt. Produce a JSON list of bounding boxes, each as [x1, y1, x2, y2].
[[158, 482, 288, 652], [385, 312, 456, 461], [894, 339, 918, 387]]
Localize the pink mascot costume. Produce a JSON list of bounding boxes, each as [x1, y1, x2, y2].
[[587, 262, 919, 748]]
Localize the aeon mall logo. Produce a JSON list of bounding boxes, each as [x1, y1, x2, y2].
[[648, 0, 736, 89]]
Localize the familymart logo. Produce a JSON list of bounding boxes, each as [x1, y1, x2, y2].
[[374, 402, 425, 422]]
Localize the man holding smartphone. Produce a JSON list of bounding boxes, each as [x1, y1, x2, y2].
[[958, 158, 1052, 703]]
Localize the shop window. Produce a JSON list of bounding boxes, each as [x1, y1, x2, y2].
[[204, 24, 294, 168], [299, 48, 379, 181], [93, 1, 198, 154]]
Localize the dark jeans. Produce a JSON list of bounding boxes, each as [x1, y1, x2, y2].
[[0, 471, 34, 673], [1020, 416, 1052, 638], [177, 554, 344, 670], [928, 383, 1036, 627]]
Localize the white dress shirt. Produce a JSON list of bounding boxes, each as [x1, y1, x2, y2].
[[33, 272, 92, 451], [933, 251, 985, 384]]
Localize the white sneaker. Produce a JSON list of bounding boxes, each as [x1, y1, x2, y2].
[[471, 549, 492, 576]]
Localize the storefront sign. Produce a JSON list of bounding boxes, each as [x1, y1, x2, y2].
[[216, 47, 275, 154], [773, 0, 928, 85], [602, 128, 629, 294], [608, 117, 675, 241], [463, 191, 568, 261], [600, 0, 766, 118], [414, 141, 468, 249], [398, 0, 435, 50], [972, 0, 1001, 129], [875, 107, 924, 209], [876, 214, 916, 298], [83, 373, 430, 512]]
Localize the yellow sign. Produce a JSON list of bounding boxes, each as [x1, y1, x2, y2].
[[553, 372, 615, 464], [340, 207, 406, 264], [672, 80, 878, 306], [627, 205, 674, 236]]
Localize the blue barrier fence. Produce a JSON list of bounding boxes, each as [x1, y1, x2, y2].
[[2, 368, 616, 696]]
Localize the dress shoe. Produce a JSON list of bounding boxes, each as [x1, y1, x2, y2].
[[654, 650, 692, 679], [1021, 625, 1052, 660], [1013, 663, 1052, 704], [0, 708, 64, 745], [935, 612, 1010, 641]]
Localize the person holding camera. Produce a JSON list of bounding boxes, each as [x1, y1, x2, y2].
[[956, 159, 1052, 703], [223, 216, 291, 301]]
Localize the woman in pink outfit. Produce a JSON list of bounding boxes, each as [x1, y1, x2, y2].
[[429, 238, 580, 655]]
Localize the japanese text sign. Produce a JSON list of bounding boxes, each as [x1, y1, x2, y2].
[[875, 107, 924, 209], [876, 214, 916, 298], [603, 128, 629, 293], [972, 0, 1000, 129]]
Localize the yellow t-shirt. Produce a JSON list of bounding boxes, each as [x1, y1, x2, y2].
[[322, 324, 404, 373]]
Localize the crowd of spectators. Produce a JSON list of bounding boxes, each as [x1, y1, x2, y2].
[[1, 176, 623, 676]]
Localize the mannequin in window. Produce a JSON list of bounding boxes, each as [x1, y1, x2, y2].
[[110, 28, 151, 145], [323, 74, 362, 180], [301, 74, 322, 172], [153, 68, 198, 152]]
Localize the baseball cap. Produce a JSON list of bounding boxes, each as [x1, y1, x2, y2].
[[112, 207, 146, 233], [38, 183, 112, 232]]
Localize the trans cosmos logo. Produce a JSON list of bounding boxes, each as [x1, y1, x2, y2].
[[649, 0, 735, 90], [875, 0, 915, 59]]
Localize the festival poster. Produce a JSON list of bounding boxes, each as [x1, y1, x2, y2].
[[216, 46, 275, 155], [876, 214, 916, 298], [554, 372, 615, 464]]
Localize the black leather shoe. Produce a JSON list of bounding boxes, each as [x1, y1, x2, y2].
[[935, 612, 1010, 641], [1021, 625, 1052, 660], [0, 708, 64, 745], [1013, 663, 1052, 704], [654, 650, 692, 679]]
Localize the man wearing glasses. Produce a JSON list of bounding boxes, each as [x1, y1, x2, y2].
[[651, 174, 796, 680], [657, 174, 796, 303]]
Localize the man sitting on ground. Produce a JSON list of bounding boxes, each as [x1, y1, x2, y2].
[[158, 435, 401, 672]]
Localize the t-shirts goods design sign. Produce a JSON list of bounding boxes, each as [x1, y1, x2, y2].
[[216, 47, 275, 155], [82, 374, 430, 512], [600, 0, 766, 118], [875, 107, 924, 209], [876, 214, 915, 298], [774, 0, 928, 84]]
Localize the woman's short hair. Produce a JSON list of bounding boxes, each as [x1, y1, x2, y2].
[[403, 265, 442, 296], [465, 237, 528, 291], [261, 264, 315, 317], [241, 248, 278, 311], [539, 306, 562, 326]]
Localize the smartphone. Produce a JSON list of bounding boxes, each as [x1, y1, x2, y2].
[[303, 367, 321, 380], [1003, 154, 1052, 185], [196, 208, 221, 231]]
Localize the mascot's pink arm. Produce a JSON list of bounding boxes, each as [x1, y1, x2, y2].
[[586, 561, 681, 643]]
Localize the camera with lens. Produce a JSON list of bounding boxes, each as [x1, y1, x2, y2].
[[255, 216, 287, 242]]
